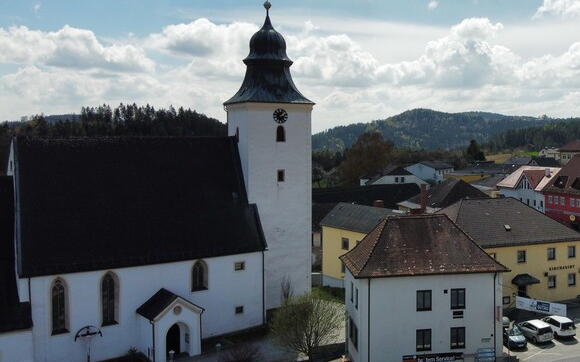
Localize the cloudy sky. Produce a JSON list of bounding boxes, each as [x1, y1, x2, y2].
[[1, 0, 579, 133]]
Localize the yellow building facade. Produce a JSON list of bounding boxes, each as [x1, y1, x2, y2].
[[440, 197, 580, 307], [488, 242, 580, 306], [320, 203, 395, 287]]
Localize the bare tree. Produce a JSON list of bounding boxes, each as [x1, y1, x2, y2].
[[281, 274, 293, 301], [269, 293, 343, 360]]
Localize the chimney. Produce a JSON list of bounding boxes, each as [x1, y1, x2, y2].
[[545, 168, 551, 177], [373, 200, 384, 208], [420, 183, 427, 213]]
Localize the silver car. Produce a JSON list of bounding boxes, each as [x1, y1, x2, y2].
[[517, 319, 554, 344]]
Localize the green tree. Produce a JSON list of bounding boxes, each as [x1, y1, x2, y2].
[[466, 139, 485, 161], [269, 293, 343, 361], [338, 132, 393, 186]]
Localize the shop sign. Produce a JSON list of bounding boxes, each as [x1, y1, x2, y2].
[[515, 296, 567, 316], [402, 352, 463, 362]]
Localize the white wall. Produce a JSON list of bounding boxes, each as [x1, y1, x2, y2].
[[227, 102, 313, 310], [345, 272, 503, 362], [0, 329, 34, 362], [20, 252, 263, 362]]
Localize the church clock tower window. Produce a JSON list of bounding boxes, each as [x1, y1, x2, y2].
[[277, 170, 285, 182], [276, 126, 285, 142]]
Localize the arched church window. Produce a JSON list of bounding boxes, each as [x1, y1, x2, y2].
[[276, 126, 286, 142], [192, 260, 208, 291], [101, 272, 119, 326], [51, 278, 68, 334]]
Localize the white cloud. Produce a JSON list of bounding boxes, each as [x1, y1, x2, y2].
[[428, 1, 439, 10], [534, 0, 580, 19], [33, 3, 41, 15], [0, 25, 155, 72], [147, 19, 256, 59]]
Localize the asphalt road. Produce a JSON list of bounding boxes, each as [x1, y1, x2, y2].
[[504, 336, 579, 362]]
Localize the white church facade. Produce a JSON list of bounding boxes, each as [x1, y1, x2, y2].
[[0, 3, 312, 362]]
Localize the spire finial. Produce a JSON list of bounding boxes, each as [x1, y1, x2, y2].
[[264, 1, 271, 15]]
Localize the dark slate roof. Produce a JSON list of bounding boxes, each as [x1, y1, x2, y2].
[[558, 139, 580, 152], [320, 203, 399, 233], [0, 176, 33, 333], [312, 203, 337, 232], [505, 156, 532, 166], [312, 184, 420, 209], [418, 160, 454, 170], [542, 155, 580, 196], [12, 137, 267, 277], [137, 288, 203, 321], [223, 4, 313, 106], [403, 178, 488, 209], [438, 197, 580, 248], [340, 214, 509, 279], [530, 157, 560, 167]]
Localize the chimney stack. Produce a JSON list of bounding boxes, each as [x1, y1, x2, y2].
[[373, 200, 384, 208]]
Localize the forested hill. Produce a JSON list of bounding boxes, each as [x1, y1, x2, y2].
[[312, 108, 560, 152], [0, 103, 226, 174]]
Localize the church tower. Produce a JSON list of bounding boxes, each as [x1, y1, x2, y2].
[[224, 1, 314, 311]]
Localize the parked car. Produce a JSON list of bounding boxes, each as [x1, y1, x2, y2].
[[517, 319, 554, 344], [503, 325, 527, 349], [541, 315, 576, 338]]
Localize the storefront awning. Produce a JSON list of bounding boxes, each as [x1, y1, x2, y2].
[[511, 273, 540, 286]]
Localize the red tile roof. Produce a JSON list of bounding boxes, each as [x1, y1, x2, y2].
[[340, 214, 509, 278]]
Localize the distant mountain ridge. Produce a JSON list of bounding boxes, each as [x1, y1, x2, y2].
[[312, 108, 561, 152]]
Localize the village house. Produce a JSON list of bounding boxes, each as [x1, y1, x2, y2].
[[439, 197, 580, 306], [495, 165, 560, 213], [340, 214, 509, 362], [319, 203, 401, 287]]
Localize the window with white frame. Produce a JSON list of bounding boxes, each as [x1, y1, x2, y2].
[[548, 275, 556, 288], [561, 196, 565, 205], [549, 195, 553, 203], [547, 247, 556, 260], [569, 245, 576, 258], [341, 237, 349, 250], [568, 273, 576, 286], [517, 250, 526, 263]]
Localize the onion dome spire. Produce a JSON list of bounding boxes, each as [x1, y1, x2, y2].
[[224, 1, 313, 105]]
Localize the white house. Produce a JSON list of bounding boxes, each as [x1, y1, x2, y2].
[[405, 161, 454, 184], [340, 214, 509, 362], [360, 165, 426, 188], [0, 3, 313, 361], [495, 165, 560, 212]]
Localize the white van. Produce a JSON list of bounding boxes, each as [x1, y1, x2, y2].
[[541, 315, 576, 338], [517, 319, 554, 343]]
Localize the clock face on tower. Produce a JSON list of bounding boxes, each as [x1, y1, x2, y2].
[[273, 108, 288, 124]]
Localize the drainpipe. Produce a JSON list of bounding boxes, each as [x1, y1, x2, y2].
[[262, 251, 266, 325], [493, 273, 497, 359], [367, 279, 371, 362], [149, 320, 155, 362]]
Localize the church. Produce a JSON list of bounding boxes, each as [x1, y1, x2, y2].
[[0, 2, 313, 362]]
